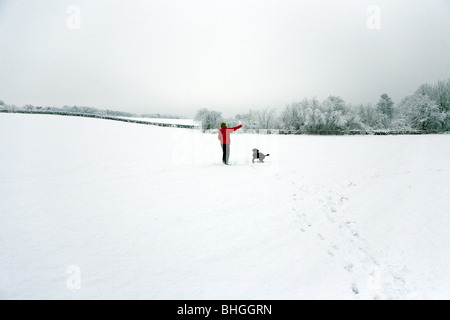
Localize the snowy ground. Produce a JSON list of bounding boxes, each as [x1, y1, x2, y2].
[[0, 113, 449, 300]]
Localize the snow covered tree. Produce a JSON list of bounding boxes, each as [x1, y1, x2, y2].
[[255, 108, 277, 130], [303, 98, 324, 133], [194, 108, 223, 131], [318, 96, 348, 133], [415, 80, 450, 112], [281, 97, 356, 134], [281, 101, 306, 131], [235, 108, 278, 130], [358, 103, 382, 129], [399, 94, 445, 131], [377, 94, 394, 119], [376, 94, 394, 128], [345, 108, 364, 131], [413, 79, 450, 130], [434, 79, 450, 113], [234, 110, 257, 129]]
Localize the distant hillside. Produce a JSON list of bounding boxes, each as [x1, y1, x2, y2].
[[0, 101, 183, 120]]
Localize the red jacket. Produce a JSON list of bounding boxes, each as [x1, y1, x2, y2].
[[218, 125, 242, 145]]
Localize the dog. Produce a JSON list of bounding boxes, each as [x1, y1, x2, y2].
[[252, 148, 270, 163]]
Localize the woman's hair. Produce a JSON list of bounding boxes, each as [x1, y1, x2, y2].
[[220, 122, 227, 128]]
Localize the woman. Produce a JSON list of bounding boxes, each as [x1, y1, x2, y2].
[[218, 122, 243, 165]]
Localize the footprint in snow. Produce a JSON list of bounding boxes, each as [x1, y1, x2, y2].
[[344, 263, 354, 273], [351, 283, 359, 295]]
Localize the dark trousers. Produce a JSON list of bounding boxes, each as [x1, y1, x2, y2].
[[221, 144, 230, 164]]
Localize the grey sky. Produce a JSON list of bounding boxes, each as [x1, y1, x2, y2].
[[1, 0, 449, 117]]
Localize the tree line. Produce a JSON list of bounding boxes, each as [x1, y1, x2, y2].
[[2, 78, 449, 134], [195, 79, 450, 134]]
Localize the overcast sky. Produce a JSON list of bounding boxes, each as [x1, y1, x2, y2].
[[0, 0, 449, 117]]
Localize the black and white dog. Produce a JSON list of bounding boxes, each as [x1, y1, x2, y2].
[[252, 148, 270, 163]]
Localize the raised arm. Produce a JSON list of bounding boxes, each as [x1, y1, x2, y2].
[[230, 124, 243, 131]]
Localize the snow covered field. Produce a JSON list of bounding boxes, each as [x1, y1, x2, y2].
[[118, 117, 199, 127], [0, 113, 449, 300]]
